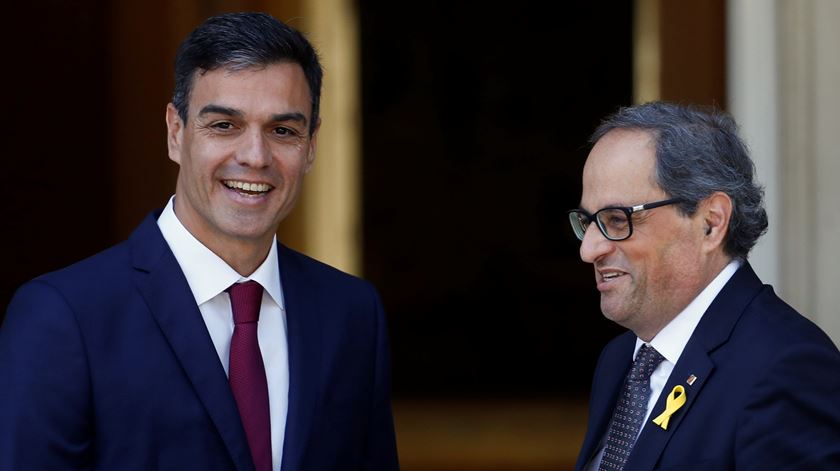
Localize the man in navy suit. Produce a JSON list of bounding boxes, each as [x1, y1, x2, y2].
[[568, 102, 840, 470], [0, 12, 398, 470]]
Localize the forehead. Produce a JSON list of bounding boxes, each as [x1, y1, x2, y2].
[[188, 62, 311, 118], [581, 129, 662, 209]]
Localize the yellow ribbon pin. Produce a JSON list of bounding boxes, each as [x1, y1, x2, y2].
[[652, 385, 686, 430]]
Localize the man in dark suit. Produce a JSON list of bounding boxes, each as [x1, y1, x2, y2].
[[0, 12, 399, 470], [568, 102, 840, 470]]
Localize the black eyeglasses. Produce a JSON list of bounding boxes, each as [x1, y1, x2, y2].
[[567, 198, 685, 241]]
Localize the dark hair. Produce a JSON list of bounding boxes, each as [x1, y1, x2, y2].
[[590, 101, 768, 259], [172, 12, 323, 135]]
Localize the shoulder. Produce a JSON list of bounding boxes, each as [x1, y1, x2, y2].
[[732, 285, 838, 359], [276, 244, 386, 323], [278, 244, 378, 296], [708, 282, 840, 418], [10, 211, 171, 311], [2, 242, 138, 343], [276, 245, 389, 349], [13, 241, 133, 307], [705, 263, 837, 361], [723, 287, 840, 465], [1, 242, 135, 361]]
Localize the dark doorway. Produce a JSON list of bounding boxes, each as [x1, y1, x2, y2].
[[359, 1, 632, 399], [2, 2, 113, 316]]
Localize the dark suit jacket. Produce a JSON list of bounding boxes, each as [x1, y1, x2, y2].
[[0, 211, 399, 470], [575, 263, 840, 471]]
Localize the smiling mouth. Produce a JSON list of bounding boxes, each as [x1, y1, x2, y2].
[[599, 270, 628, 283], [223, 180, 274, 197]]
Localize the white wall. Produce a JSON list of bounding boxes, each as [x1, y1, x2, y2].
[[727, 0, 779, 288], [729, 0, 840, 346]]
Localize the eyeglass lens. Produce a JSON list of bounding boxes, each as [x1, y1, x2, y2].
[[597, 209, 630, 239], [569, 209, 631, 241]]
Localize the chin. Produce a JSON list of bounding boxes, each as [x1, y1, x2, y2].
[[233, 226, 276, 241], [602, 312, 626, 325], [600, 301, 632, 326], [216, 220, 274, 242]]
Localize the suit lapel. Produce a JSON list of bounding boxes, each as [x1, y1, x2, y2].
[[625, 263, 765, 470], [278, 245, 323, 471], [575, 333, 636, 471], [129, 213, 254, 471], [627, 345, 714, 470]]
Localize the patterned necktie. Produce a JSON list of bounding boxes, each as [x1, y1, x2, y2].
[[598, 344, 665, 471], [228, 281, 272, 471]]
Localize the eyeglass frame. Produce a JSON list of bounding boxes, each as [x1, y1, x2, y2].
[[567, 197, 686, 241]]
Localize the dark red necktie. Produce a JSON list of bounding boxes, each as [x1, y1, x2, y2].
[[228, 281, 272, 471]]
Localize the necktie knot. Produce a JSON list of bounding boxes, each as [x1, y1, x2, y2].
[[628, 344, 665, 382], [228, 281, 263, 325]]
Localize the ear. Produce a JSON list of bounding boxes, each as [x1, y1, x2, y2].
[[699, 191, 732, 254], [304, 117, 321, 174], [165, 103, 184, 165]]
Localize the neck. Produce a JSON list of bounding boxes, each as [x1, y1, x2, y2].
[[171, 199, 274, 277], [206, 235, 273, 277]]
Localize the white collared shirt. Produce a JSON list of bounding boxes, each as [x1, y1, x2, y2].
[[587, 259, 741, 471], [157, 196, 288, 471]]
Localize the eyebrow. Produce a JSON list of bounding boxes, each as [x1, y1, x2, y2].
[[198, 104, 243, 118], [578, 201, 628, 213], [270, 112, 308, 127], [197, 105, 308, 127]]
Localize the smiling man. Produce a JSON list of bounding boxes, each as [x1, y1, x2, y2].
[[570, 102, 840, 470], [0, 12, 398, 471]]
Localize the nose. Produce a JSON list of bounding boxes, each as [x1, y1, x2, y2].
[[236, 129, 272, 168], [579, 222, 615, 263]]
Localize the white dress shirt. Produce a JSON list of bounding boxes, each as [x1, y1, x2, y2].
[[157, 196, 288, 471], [587, 259, 741, 471]]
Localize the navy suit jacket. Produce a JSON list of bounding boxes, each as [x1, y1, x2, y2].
[[0, 211, 399, 470], [575, 263, 840, 471]]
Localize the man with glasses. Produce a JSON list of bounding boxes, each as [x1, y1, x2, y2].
[[570, 102, 840, 470]]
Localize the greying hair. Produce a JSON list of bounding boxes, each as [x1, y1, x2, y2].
[[172, 12, 323, 135], [591, 101, 768, 260]]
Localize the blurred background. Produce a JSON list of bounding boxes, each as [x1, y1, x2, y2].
[[3, 1, 838, 470]]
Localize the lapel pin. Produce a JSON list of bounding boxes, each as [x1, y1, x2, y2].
[[686, 374, 697, 386], [653, 385, 687, 430]]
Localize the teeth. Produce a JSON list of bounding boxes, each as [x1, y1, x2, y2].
[[603, 273, 621, 280], [224, 180, 271, 192]]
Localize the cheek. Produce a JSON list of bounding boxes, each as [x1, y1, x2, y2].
[[187, 145, 228, 178], [649, 239, 702, 295], [278, 158, 310, 184]]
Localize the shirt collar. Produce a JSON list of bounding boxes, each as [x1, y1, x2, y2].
[[634, 259, 741, 363], [156, 196, 284, 309]]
